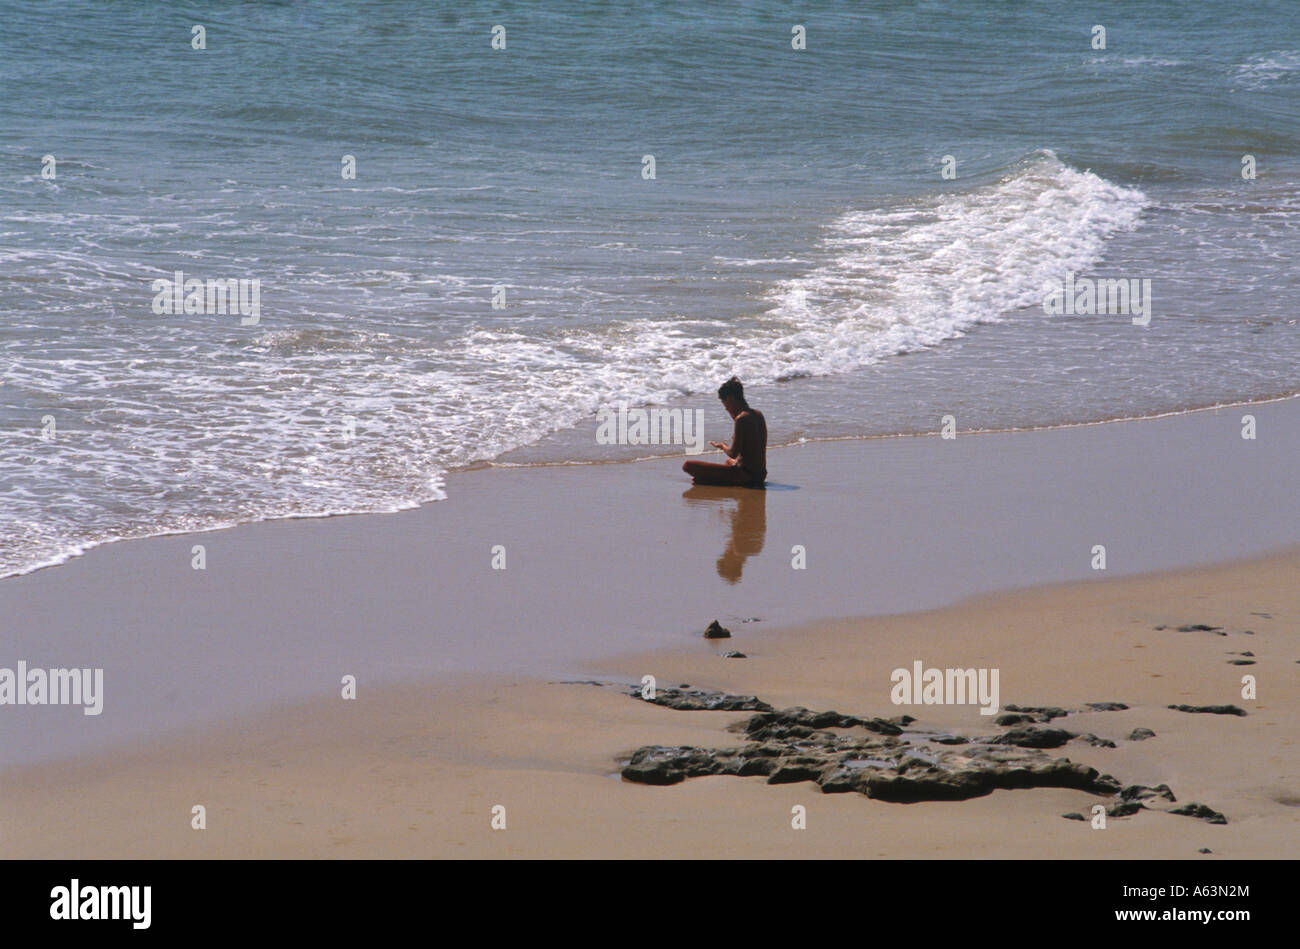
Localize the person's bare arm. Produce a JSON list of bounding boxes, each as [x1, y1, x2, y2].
[[710, 417, 745, 463], [725, 416, 749, 464]]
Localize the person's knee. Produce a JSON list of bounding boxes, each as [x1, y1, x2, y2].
[[681, 461, 691, 473]]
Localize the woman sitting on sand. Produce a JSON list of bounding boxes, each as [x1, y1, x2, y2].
[[682, 377, 767, 487]]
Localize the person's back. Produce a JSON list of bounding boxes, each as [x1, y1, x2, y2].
[[733, 408, 766, 484]]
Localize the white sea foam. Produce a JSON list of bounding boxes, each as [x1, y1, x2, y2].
[[1234, 50, 1300, 87], [1083, 55, 1186, 68], [0, 153, 1149, 578]]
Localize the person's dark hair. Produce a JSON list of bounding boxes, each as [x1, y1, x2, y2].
[[717, 376, 747, 406]]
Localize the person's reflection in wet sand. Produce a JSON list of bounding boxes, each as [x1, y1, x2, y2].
[[682, 484, 767, 584]]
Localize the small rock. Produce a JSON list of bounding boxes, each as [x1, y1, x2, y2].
[[620, 745, 699, 785], [985, 726, 1074, 749], [1198, 848, 1212, 854], [1121, 783, 1176, 803], [1002, 704, 1070, 721], [1127, 727, 1156, 741], [1169, 803, 1228, 824], [1107, 801, 1144, 817], [1177, 624, 1223, 632], [1167, 704, 1247, 716], [1227, 659, 1255, 665], [1079, 733, 1117, 748], [994, 712, 1036, 726], [1062, 812, 1087, 821], [1085, 702, 1129, 712], [723, 650, 747, 659], [704, 620, 731, 639]]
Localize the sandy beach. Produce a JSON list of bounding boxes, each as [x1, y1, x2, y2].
[[3, 546, 1296, 859], [2, 398, 1297, 859], [9, 9, 1300, 935]]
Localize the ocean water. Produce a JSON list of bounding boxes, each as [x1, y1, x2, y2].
[[2, 1, 1297, 578]]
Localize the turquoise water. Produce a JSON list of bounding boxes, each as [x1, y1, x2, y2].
[[2, 1, 1298, 576]]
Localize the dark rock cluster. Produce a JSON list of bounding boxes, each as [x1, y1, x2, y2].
[[628, 686, 771, 712], [615, 687, 1228, 821], [1167, 704, 1247, 716], [989, 700, 1142, 749], [1089, 785, 1227, 823], [1000, 701, 1128, 723], [1155, 622, 1254, 637], [621, 700, 1121, 803]]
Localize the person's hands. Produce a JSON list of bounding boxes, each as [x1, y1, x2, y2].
[[709, 441, 728, 451]]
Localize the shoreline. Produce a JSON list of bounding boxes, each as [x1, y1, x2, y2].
[[8, 390, 1299, 583], [486, 388, 1300, 470], [4, 391, 1300, 768]]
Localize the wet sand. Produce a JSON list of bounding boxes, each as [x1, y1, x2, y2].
[[1, 398, 1298, 856], [3, 397, 1298, 767]]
